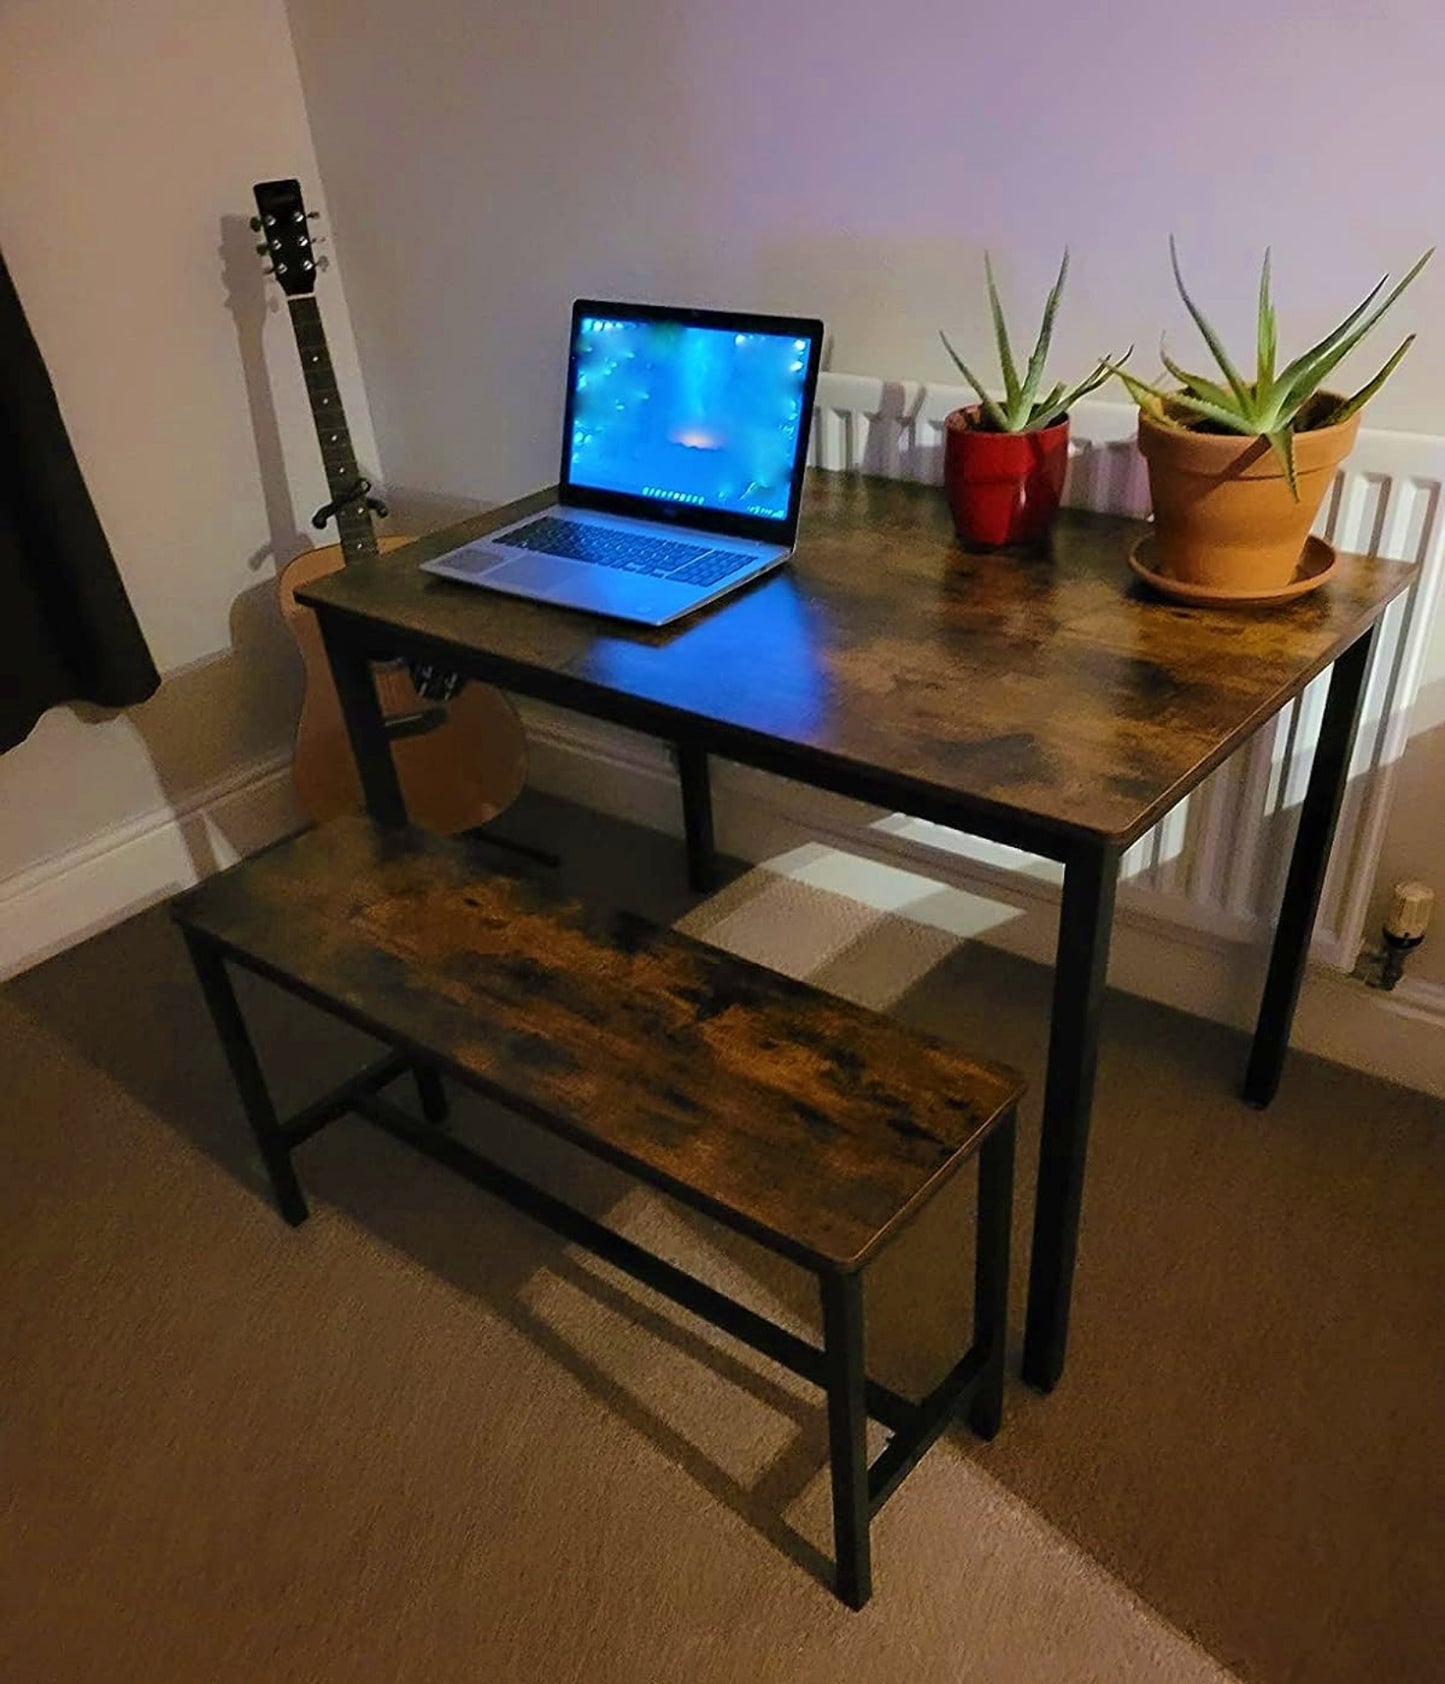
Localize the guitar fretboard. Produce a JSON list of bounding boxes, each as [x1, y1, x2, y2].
[[286, 295, 378, 565]]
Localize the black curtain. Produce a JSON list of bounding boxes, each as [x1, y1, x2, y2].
[[0, 247, 159, 752]]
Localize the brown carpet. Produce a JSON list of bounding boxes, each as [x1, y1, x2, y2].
[[2, 795, 1441, 1683]]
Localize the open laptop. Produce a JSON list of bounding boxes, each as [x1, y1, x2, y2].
[[421, 299, 824, 626]]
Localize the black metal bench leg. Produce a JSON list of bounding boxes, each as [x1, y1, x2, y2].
[[820, 1270, 871, 1609], [182, 931, 309, 1227], [412, 1063, 449, 1125], [968, 1108, 1015, 1440]]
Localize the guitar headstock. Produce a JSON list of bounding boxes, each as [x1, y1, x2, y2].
[[251, 178, 321, 297]]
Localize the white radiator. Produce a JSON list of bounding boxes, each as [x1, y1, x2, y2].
[[809, 372, 1445, 969]]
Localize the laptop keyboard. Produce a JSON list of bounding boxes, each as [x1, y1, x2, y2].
[[498, 516, 755, 585]]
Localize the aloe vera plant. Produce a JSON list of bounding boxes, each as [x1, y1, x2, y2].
[[1115, 239, 1433, 495], [940, 252, 1124, 433]]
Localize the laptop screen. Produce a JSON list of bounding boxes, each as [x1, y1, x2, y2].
[[561, 302, 823, 541]]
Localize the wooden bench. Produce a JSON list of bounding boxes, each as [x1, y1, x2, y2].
[[172, 815, 1024, 1608]]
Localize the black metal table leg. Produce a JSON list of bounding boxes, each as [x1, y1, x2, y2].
[[181, 931, 309, 1226], [318, 612, 409, 827], [1022, 842, 1120, 1393], [676, 741, 718, 893], [1243, 628, 1377, 1108], [968, 1107, 1016, 1438], [820, 1271, 871, 1609]]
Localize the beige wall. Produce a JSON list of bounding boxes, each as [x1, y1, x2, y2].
[[0, 0, 380, 882], [284, 0, 1445, 503], [285, 0, 1445, 989]]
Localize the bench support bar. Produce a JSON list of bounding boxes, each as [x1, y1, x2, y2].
[[183, 933, 1015, 1611], [352, 1089, 922, 1433], [281, 1050, 412, 1148]]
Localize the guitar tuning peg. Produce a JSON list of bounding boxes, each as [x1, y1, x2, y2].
[[263, 265, 274, 276], [249, 216, 263, 232], [307, 210, 320, 220], [310, 235, 328, 247], [255, 243, 269, 256]]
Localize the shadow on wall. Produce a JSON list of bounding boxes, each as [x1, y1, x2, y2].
[[379, 484, 499, 537], [23, 212, 321, 909], [124, 211, 322, 847], [217, 211, 314, 579]]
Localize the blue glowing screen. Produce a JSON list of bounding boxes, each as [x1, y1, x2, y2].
[[566, 316, 813, 522]]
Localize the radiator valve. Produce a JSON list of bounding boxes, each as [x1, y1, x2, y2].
[[1372, 880, 1434, 991]]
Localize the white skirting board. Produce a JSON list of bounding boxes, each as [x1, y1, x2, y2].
[[0, 750, 301, 983]]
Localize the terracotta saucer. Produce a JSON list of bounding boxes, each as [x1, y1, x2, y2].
[[1128, 534, 1338, 608]]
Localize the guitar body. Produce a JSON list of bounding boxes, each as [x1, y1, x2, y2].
[[251, 176, 527, 835], [279, 537, 527, 833]]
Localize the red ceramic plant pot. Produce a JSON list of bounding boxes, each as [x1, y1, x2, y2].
[[944, 407, 1070, 547]]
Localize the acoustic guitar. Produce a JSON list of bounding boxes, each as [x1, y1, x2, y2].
[[251, 177, 526, 832]]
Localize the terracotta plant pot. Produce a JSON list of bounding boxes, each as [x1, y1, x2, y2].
[[1137, 399, 1360, 592], [944, 407, 1070, 548]]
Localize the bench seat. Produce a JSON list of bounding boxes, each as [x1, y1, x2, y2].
[[176, 816, 1020, 1274], [173, 815, 1023, 1607]]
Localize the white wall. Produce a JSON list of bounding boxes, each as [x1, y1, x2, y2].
[[285, 0, 1445, 502], [0, 0, 380, 961], [285, 0, 1445, 1001]]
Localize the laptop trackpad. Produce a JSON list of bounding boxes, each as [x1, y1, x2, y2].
[[483, 554, 579, 595]]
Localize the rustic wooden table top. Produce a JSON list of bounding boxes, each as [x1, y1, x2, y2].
[[298, 471, 1416, 849]]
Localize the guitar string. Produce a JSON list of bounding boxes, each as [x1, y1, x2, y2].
[[285, 294, 462, 704]]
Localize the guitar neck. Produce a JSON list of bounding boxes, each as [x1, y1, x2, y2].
[[285, 294, 378, 565]]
